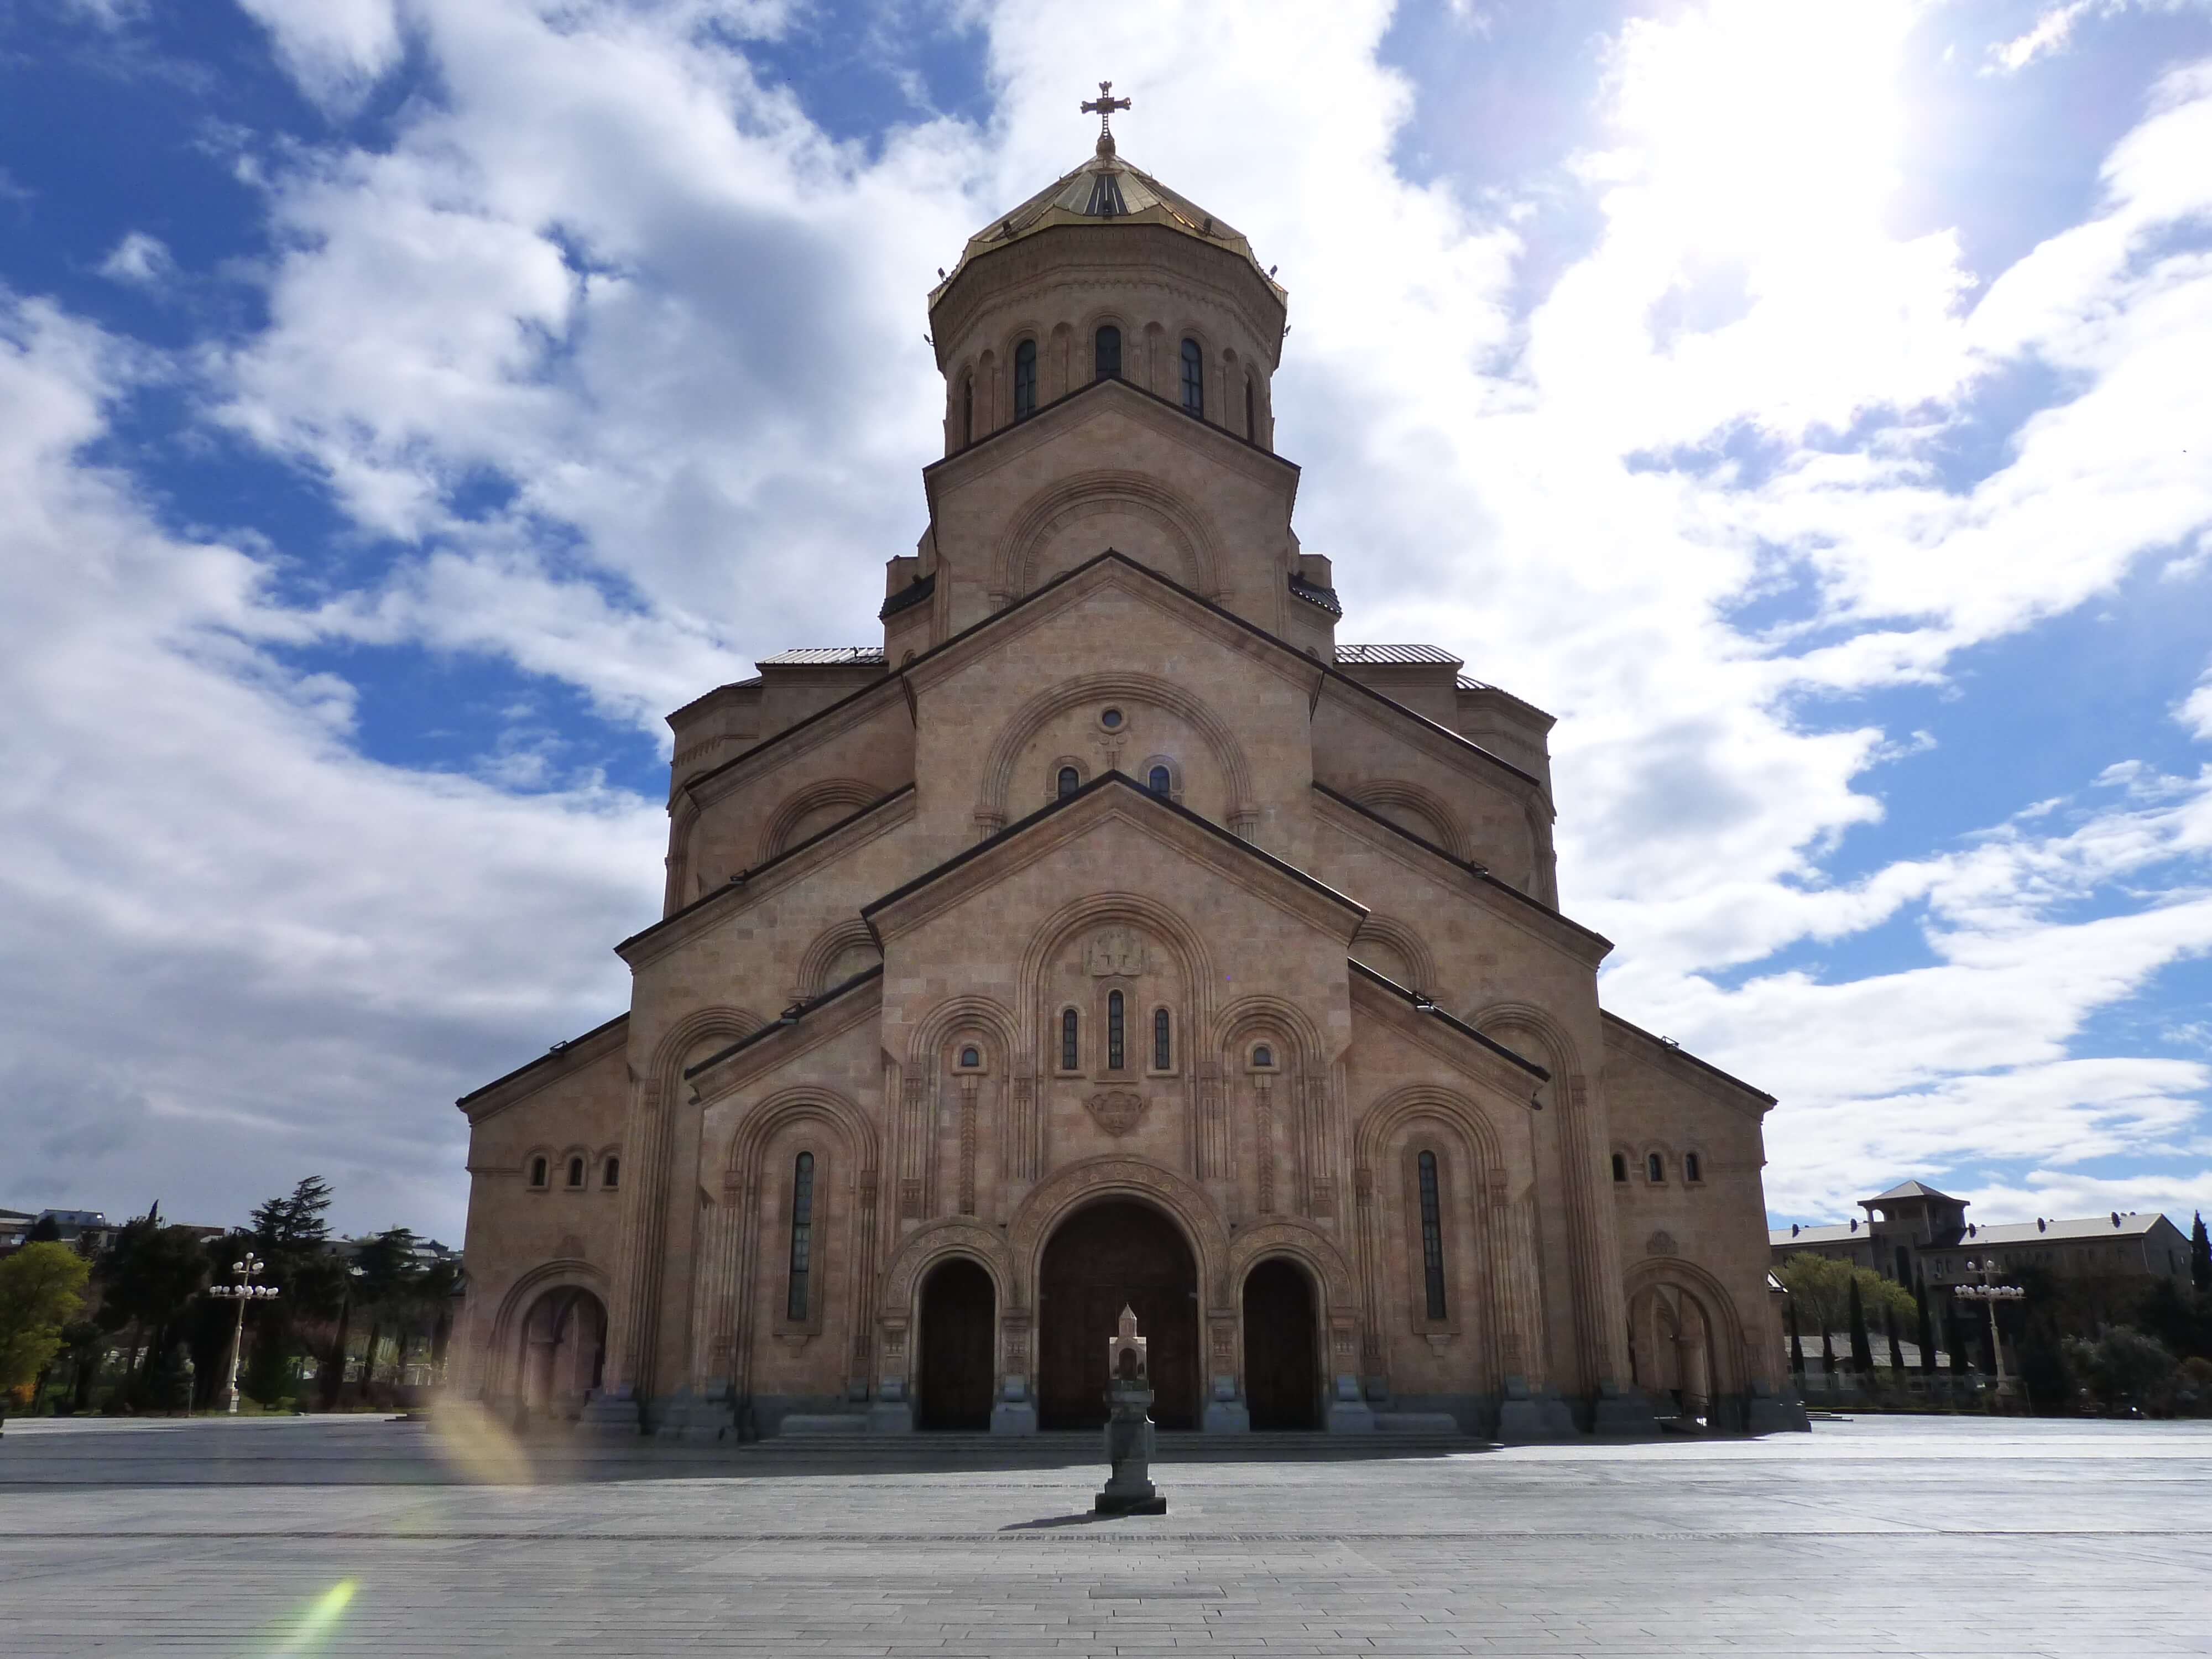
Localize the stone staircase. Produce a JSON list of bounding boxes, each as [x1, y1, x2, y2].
[[744, 1428, 1485, 1465]]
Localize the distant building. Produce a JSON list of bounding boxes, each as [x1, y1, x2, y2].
[[1771, 1180, 2191, 1320], [0, 1208, 34, 1256]]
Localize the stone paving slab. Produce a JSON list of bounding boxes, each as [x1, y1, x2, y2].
[[3, 1415, 2208, 1656]]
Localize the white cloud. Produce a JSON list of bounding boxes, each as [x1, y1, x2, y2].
[[1988, 1, 2100, 72], [96, 231, 173, 287], [2183, 667, 2212, 740]]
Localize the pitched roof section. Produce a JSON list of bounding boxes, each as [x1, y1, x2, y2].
[[1936, 1214, 2172, 1246], [757, 646, 886, 667], [1864, 1180, 1964, 1205], [754, 641, 1466, 672], [1335, 644, 1464, 667], [455, 1011, 629, 1114], [1347, 959, 1548, 1084]]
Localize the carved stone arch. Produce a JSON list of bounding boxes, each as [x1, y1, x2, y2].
[[1467, 1000, 1583, 1098], [906, 993, 1020, 1073], [1019, 891, 1219, 1052], [883, 1218, 1018, 1316], [1623, 1257, 1747, 1395], [1353, 779, 1469, 861], [483, 1258, 607, 1396], [796, 918, 881, 999], [666, 795, 703, 908], [978, 670, 1255, 825], [991, 471, 1220, 601], [1229, 1219, 1358, 1311], [1006, 1156, 1233, 1308], [1348, 914, 1438, 993], [1355, 1083, 1507, 1181], [1213, 993, 1328, 1072], [1079, 304, 1133, 380], [759, 777, 879, 863], [651, 1006, 765, 1097], [725, 1084, 880, 1183]]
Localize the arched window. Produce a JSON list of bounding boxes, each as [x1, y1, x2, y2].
[[566, 1156, 585, 1189], [1417, 1150, 1448, 1321], [528, 1156, 548, 1189], [602, 1155, 620, 1190], [1152, 1008, 1171, 1071], [958, 1045, 980, 1069], [1094, 324, 1121, 380], [1251, 1043, 1273, 1069], [1107, 989, 1125, 1071], [1611, 1152, 1627, 1184], [1013, 339, 1037, 420], [1647, 1152, 1665, 1183], [1056, 765, 1081, 799], [1684, 1151, 1702, 1183], [1147, 764, 1171, 796], [1061, 1008, 1079, 1071], [1244, 375, 1255, 439], [786, 1152, 816, 1321], [1179, 337, 1203, 416], [960, 374, 973, 447]]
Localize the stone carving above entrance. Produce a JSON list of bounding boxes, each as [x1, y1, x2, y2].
[[1086, 1089, 1147, 1136], [1645, 1229, 1679, 1258], [1086, 927, 1146, 977]]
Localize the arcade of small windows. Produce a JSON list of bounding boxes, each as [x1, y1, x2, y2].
[[1095, 324, 1121, 380], [786, 1152, 817, 1322], [1013, 339, 1037, 420], [1647, 1152, 1666, 1184], [1180, 338, 1203, 416], [566, 1155, 586, 1190]]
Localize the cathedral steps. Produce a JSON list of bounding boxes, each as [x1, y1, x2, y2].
[[742, 1429, 1486, 1464]]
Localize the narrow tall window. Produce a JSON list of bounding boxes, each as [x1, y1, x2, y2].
[[1417, 1150, 1448, 1321], [1061, 1009, 1079, 1071], [1107, 990, 1125, 1071], [529, 1156, 548, 1188], [961, 375, 973, 447], [1094, 325, 1121, 380], [1647, 1152, 1665, 1183], [1684, 1151, 1702, 1183], [1057, 765, 1080, 798], [567, 1156, 585, 1189], [1180, 337, 1203, 415], [1152, 1008, 1171, 1071], [1147, 764, 1171, 796], [1611, 1152, 1627, 1184], [1244, 375, 1255, 439], [786, 1152, 816, 1321], [603, 1155, 620, 1190], [1014, 340, 1037, 420]]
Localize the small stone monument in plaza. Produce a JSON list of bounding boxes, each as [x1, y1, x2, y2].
[[1094, 1303, 1167, 1515]]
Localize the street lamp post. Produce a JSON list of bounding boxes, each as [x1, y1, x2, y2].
[[208, 1256, 280, 1416], [1952, 1258, 2025, 1405]]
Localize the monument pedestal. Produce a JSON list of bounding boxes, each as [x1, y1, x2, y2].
[[1095, 1379, 1166, 1515]]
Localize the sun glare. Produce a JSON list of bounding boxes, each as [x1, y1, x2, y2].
[[1605, 0, 1916, 255]]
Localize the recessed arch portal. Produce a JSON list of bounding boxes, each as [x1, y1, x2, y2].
[[1036, 1198, 1200, 1430]]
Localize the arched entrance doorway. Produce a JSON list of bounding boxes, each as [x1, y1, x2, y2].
[[1038, 1199, 1199, 1430], [1241, 1258, 1319, 1430], [1629, 1282, 1716, 1421], [517, 1286, 606, 1421], [917, 1258, 997, 1430]]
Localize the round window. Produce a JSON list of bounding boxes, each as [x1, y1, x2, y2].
[[1100, 707, 1124, 729]]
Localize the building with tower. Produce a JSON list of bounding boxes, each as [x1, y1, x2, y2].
[[450, 91, 1805, 1441]]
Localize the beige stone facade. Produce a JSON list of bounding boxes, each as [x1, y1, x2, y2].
[[451, 128, 1806, 1439]]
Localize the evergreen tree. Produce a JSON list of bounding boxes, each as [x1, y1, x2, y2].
[[26, 1214, 61, 1245], [2192, 1213, 2210, 1294], [1914, 1274, 1938, 1375], [1847, 1277, 1874, 1375], [1948, 1316, 1969, 1377], [1787, 1298, 1804, 1375], [1820, 1324, 1836, 1376], [1884, 1301, 1905, 1374]]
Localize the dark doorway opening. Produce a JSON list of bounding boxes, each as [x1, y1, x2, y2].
[[917, 1258, 997, 1430], [1038, 1200, 1199, 1429], [1242, 1258, 1319, 1430]]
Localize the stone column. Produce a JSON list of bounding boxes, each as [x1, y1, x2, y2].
[[1561, 1072, 1653, 1433], [581, 1077, 670, 1434]]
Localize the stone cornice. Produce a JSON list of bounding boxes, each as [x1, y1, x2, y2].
[[1312, 784, 1611, 968], [682, 675, 909, 810], [455, 1012, 630, 1123], [685, 969, 884, 1107], [1348, 963, 1548, 1104], [617, 786, 918, 972]]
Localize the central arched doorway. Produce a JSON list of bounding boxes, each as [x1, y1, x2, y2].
[[1241, 1258, 1319, 1430], [517, 1286, 607, 1421], [917, 1258, 996, 1430], [1038, 1199, 1199, 1429]]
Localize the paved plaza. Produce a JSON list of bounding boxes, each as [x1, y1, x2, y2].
[[2, 1414, 2208, 1657]]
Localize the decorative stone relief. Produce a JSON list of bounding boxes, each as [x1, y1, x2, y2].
[[1086, 927, 1146, 977], [1645, 1229, 1679, 1257], [1084, 1089, 1147, 1136]]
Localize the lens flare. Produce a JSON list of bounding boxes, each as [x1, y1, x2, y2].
[[267, 1579, 356, 1656]]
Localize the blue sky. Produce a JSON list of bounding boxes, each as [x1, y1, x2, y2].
[[2, 0, 2209, 1241]]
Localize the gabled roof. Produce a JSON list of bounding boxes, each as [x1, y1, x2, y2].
[[455, 1011, 630, 1114], [1932, 1213, 2175, 1247], [1347, 958, 1548, 1084], [1335, 644, 1464, 667], [683, 966, 884, 1082], [1864, 1180, 1964, 1206], [1600, 1011, 1777, 1108], [1770, 1223, 1869, 1247]]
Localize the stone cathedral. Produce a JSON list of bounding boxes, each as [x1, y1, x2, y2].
[[451, 95, 1805, 1442]]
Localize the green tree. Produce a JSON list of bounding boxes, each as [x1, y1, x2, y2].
[[1914, 1275, 1938, 1375], [242, 1178, 346, 1408], [1883, 1302, 1905, 1374], [1776, 1256, 1917, 1339], [2191, 1213, 2210, 1294], [93, 1215, 210, 1398], [1787, 1298, 1804, 1375], [2062, 1326, 2176, 1413], [26, 1214, 61, 1245], [1847, 1277, 1874, 1375], [349, 1228, 423, 1394], [0, 1243, 93, 1407]]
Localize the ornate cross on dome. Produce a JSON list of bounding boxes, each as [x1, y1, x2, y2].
[[1081, 80, 1131, 150]]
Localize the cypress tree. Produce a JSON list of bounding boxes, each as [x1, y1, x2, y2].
[[1787, 1298, 1804, 1375], [2192, 1212, 2210, 1293], [1915, 1275, 1937, 1375], [1848, 1276, 1875, 1375], [1884, 1301, 1905, 1375], [1820, 1323, 1836, 1377]]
